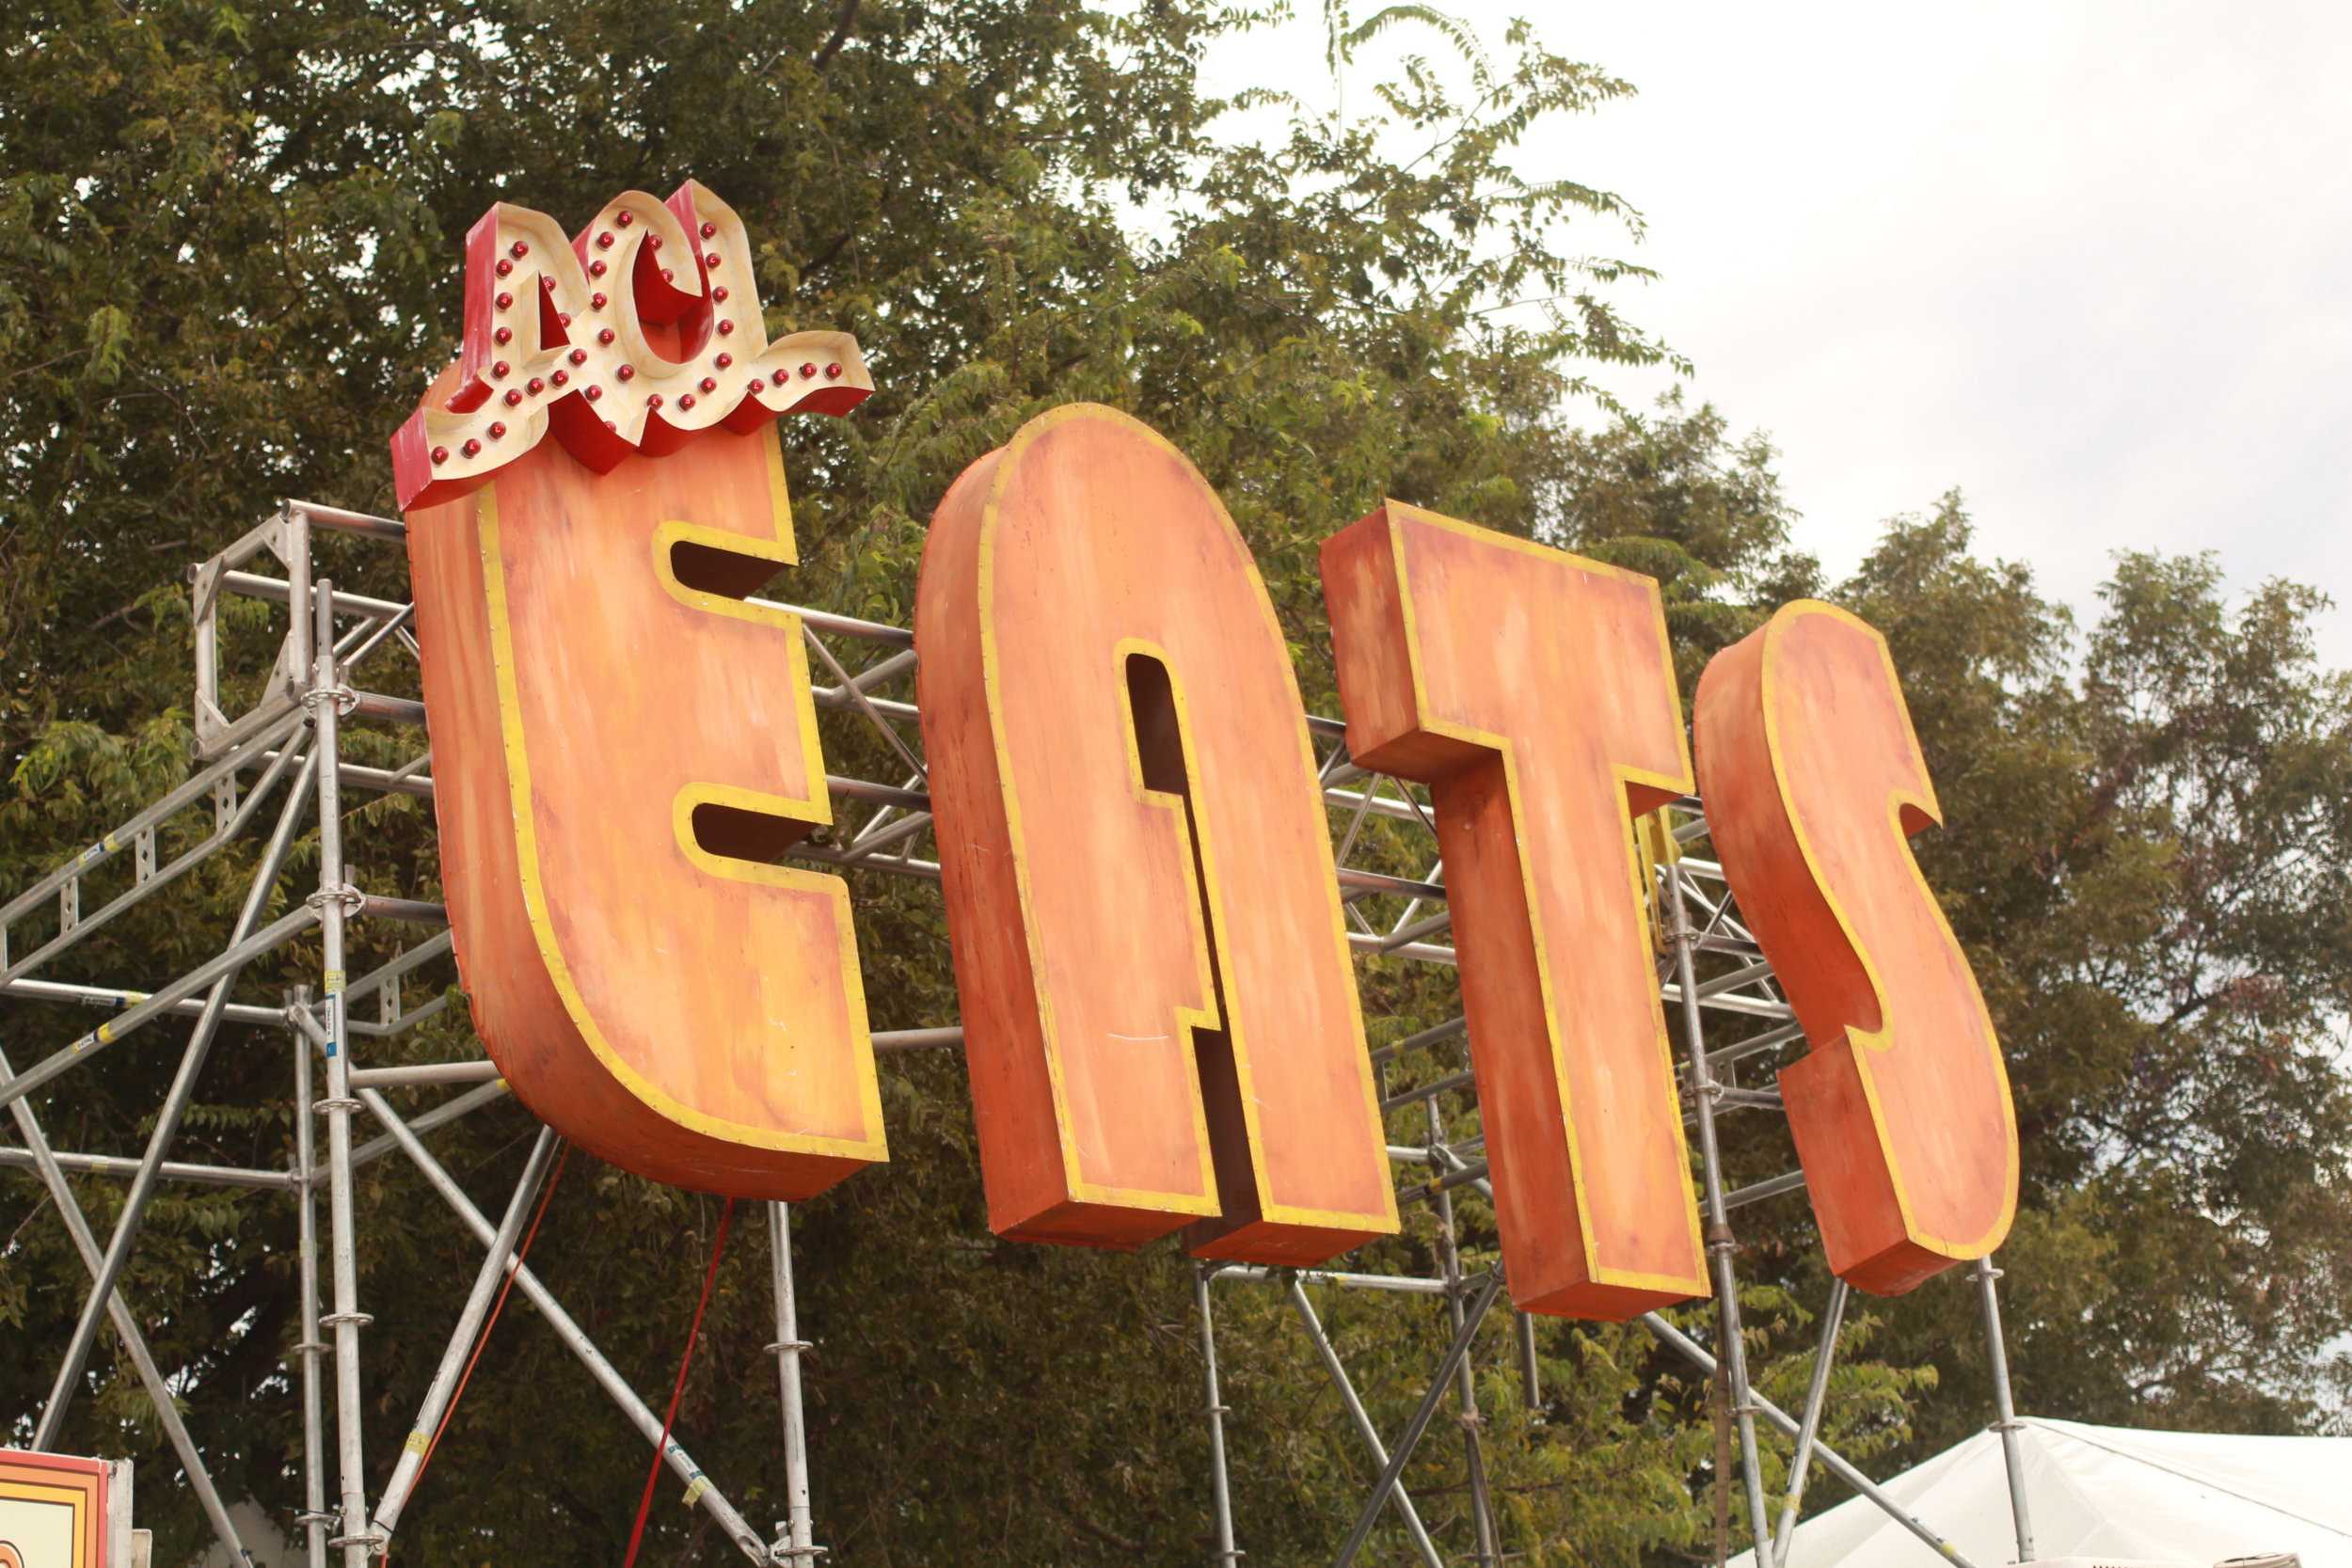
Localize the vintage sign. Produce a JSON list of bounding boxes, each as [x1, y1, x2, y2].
[[0, 1450, 118, 1568], [395, 185, 2017, 1309]]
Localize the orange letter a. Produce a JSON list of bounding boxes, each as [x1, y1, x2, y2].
[[915, 404, 1397, 1264]]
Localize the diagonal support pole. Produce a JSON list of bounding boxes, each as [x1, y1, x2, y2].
[[1639, 1312, 1982, 1568], [0, 858, 320, 1116], [372, 1126, 562, 1539], [356, 1086, 773, 1563], [804, 625, 927, 783], [1330, 1270, 1503, 1568], [0, 1043, 256, 1565], [1772, 1277, 1849, 1560], [35, 745, 317, 1449], [4, 719, 310, 990], [1284, 1280, 1444, 1568]]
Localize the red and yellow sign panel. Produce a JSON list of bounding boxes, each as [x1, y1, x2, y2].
[[916, 405, 1398, 1262], [389, 178, 2020, 1295], [1324, 504, 1707, 1319], [0, 1450, 107, 1568], [1694, 602, 2018, 1292], [396, 183, 886, 1198]]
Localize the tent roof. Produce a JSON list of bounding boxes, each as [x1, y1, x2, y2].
[[1731, 1417, 2352, 1567]]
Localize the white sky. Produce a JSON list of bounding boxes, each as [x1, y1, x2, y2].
[[1201, 2, 2352, 663]]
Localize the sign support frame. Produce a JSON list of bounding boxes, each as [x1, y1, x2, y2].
[[0, 498, 2037, 1568]]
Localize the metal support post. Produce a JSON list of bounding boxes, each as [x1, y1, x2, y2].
[[294, 996, 329, 1568], [1973, 1255, 2036, 1562], [767, 1201, 820, 1561], [0, 1044, 255, 1565], [0, 1147, 291, 1189], [1771, 1277, 1849, 1561], [373, 1127, 562, 1540], [1194, 1266, 1241, 1564], [339, 1078, 511, 1179], [1638, 1312, 1982, 1568], [1331, 1271, 1503, 1568], [0, 901, 322, 1116], [356, 1087, 773, 1562], [1664, 859, 1776, 1566], [1427, 1101, 1498, 1566], [310, 582, 376, 1566], [34, 744, 317, 1449], [1283, 1281, 1443, 1568]]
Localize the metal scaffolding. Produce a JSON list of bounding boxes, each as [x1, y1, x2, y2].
[[0, 498, 2037, 1566]]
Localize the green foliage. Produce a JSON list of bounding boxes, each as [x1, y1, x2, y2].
[[1833, 506, 2352, 1446], [3, 2, 2347, 1565]]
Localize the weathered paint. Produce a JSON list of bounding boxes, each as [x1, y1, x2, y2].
[[1322, 503, 1708, 1320], [1693, 601, 2018, 1293], [405, 420, 885, 1198], [915, 404, 1397, 1263]]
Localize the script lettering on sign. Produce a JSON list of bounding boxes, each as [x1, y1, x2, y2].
[[1322, 504, 1707, 1318], [915, 404, 1398, 1263], [393, 182, 887, 1198], [1693, 601, 2018, 1292]]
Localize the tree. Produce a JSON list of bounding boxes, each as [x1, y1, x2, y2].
[[2, 4, 1858, 1563], [1834, 506, 2352, 1448], [5, 2, 2345, 1563]]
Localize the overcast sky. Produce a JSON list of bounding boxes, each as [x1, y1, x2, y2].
[[1203, 2, 2352, 665]]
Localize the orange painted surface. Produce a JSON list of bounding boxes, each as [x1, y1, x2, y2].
[[1693, 601, 2018, 1293], [405, 420, 886, 1198], [914, 404, 1397, 1262], [1322, 504, 1708, 1320], [0, 1449, 106, 1567]]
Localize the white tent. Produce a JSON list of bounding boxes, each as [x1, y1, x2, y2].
[[1731, 1417, 2352, 1568]]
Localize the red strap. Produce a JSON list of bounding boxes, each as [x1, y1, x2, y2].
[[414, 1141, 573, 1497], [622, 1196, 736, 1568]]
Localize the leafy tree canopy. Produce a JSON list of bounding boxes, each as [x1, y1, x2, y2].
[[2, 2, 2344, 1563]]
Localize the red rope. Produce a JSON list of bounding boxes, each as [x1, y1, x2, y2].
[[622, 1196, 736, 1568], [414, 1141, 573, 1497]]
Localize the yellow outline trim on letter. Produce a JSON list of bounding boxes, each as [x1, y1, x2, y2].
[[1757, 599, 2016, 1261], [1381, 501, 1709, 1299], [478, 425, 885, 1164], [977, 404, 1395, 1235]]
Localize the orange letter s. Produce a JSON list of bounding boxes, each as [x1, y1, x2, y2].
[[1694, 601, 2018, 1293]]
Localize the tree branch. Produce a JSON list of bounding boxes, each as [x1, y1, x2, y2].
[[814, 0, 860, 69]]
